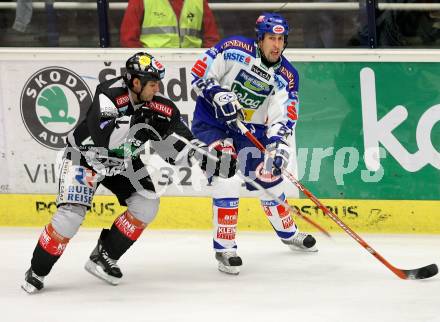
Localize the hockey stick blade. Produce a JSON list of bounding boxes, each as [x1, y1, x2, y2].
[[401, 263, 438, 280], [236, 121, 439, 280]]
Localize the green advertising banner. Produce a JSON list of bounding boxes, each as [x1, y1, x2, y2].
[[295, 62, 440, 200]]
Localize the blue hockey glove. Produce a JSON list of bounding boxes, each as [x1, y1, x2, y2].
[[212, 90, 244, 132]]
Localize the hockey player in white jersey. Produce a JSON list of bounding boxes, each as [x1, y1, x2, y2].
[[190, 12, 318, 275], [21, 52, 236, 293]]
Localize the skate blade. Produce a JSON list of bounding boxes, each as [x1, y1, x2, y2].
[[218, 262, 240, 275], [21, 282, 40, 294], [84, 260, 121, 285], [288, 245, 318, 252]]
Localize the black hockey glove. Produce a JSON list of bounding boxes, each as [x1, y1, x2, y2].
[[188, 139, 237, 178], [131, 105, 173, 142]]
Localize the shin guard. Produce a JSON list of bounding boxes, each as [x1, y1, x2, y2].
[[103, 211, 147, 260], [260, 193, 297, 240], [31, 224, 70, 276], [213, 198, 239, 251]]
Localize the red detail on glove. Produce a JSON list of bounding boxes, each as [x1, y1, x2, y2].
[[209, 140, 237, 159], [38, 224, 70, 256], [114, 211, 147, 241], [255, 162, 280, 183]]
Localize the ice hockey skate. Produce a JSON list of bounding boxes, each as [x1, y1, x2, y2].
[[84, 238, 122, 285], [215, 251, 242, 275], [21, 268, 44, 294], [282, 231, 318, 252]]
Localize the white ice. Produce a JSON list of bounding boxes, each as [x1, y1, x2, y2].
[[1, 227, 439, 322]]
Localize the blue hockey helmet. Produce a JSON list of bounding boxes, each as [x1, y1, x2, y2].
[[255, 12, 290, 42]]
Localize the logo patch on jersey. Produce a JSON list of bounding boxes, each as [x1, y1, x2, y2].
[[279, 66, 296, 90], [221, 39, 253, 53], [287, 101, 298, 121], [243, 78, 270, 93], [148, 101, 173, 117], [224, 51, 250, 65], [192, 57, 208, 78], [231, 70, 273, 110], [115, 94, 129, 107], [20, 67, 93, 150], [251, 64, 271, 81]]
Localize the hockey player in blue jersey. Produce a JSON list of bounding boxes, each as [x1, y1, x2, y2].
[[190, 12, 318, 275]]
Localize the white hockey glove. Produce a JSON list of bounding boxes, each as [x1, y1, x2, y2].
[[265, 122, 292, 176], [188, 139, 237, 178], [264, 139, 290, 177], [212, 90, 244, 132]]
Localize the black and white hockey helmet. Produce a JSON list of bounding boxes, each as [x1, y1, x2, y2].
[[125, 52, 165, 85]]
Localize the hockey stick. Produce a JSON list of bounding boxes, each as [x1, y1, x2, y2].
[[173, 134, 330, 237], [235, 121, 438, 280], [238, 173, 331, 238]]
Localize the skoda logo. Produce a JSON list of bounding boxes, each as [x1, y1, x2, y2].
[[20, 67, 93, 150]]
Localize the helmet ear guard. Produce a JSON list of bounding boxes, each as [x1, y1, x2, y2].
[[255, 12, 290, 46]]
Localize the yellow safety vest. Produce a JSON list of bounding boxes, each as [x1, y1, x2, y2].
[[140, 0, 203, 48]]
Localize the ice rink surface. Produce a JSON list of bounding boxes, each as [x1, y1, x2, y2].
[[1, 227, 439, 322]]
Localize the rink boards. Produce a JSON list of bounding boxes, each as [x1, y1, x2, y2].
[[0, 49, 439, 233], [0, 194, 438, 234]]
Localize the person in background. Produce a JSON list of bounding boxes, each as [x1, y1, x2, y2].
[[302, 0, 341, 48], [12, 0, 33, 32], [120, 0, 220, 48], [190, 12, 318, 276]]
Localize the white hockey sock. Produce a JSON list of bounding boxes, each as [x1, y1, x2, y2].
[[260, 193, 297, 240], [212, 198, 239, 251]]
